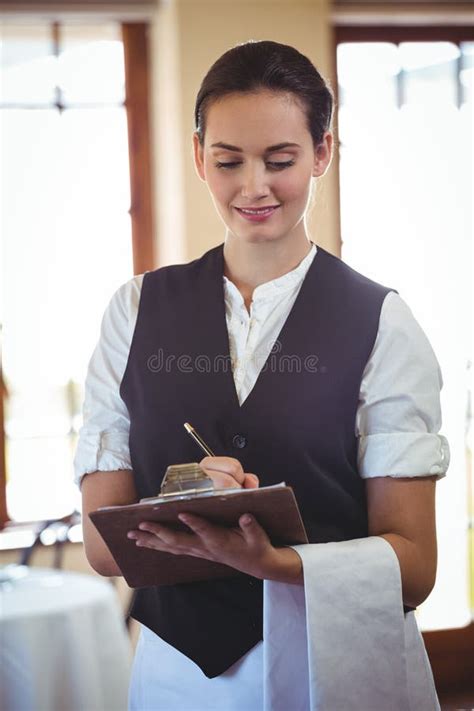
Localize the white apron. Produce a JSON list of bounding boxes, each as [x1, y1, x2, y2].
[[129, 536, 439, 711]]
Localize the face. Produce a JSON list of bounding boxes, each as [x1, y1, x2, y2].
[[193, 90, 332, 246]]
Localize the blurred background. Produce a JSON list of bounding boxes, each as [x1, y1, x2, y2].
[[0, 1, 473, 708]]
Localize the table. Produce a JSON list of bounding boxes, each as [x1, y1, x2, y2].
[[0, 566, 132, 711]]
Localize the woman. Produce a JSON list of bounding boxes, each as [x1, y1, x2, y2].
[[75, 40, 449, 709]]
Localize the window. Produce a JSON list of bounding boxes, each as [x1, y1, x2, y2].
[[0, 21, 154, 526], [336, 38, 473, 631]]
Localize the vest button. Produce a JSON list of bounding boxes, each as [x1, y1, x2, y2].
[[232, 434, 247, 449]]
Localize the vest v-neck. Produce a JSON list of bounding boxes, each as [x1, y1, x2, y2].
[[214, 243, 323, 412]]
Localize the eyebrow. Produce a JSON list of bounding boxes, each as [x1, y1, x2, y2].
[[210, 141, 301, 153]]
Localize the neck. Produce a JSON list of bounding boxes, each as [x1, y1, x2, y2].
[[223, 232, 313, 304]]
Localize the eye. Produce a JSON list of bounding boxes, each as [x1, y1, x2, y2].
[[215, 161, 242, 169], [214, 159, 295, 171], [267, 160, 295, 171]]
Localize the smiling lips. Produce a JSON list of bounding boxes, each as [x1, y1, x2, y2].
[[234, 205, 280, 222]]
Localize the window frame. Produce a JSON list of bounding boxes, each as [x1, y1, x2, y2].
[[122, 22, 156, 276]]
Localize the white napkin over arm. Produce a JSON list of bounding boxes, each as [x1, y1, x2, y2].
[[263, 536, 439, 711]]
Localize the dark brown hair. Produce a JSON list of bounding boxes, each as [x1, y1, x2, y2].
[[194, 40, 334, 146]]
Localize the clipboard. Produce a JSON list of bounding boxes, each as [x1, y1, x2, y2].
[[89, 477, 308, 588]]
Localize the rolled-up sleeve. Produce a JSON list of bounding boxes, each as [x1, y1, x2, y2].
[[73, 275, 143, 487], [357, 291, 450, 480]]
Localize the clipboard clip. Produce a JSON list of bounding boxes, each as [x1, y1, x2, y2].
[[158, 463, 215, 498]]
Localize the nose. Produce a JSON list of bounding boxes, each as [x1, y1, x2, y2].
[[240, 162, 270, 201]]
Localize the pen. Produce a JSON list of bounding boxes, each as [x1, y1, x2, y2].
[[184, 422, 216, 458]]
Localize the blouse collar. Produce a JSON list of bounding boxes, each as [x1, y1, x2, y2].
[[223, 242, 317, 305]]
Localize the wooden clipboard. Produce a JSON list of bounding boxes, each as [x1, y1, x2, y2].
[[89, 484, 308, 588]]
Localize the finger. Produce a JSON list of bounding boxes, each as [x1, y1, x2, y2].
[[128, 530, 171, 550], [134, 522, 196, 548], [199, 456, 245, 486], [243, 473, 259, 489], [178, 513, 224, 543], [239, 514, 270, 546], [204, 470, 243, 489], [130, 532, 205, 558]]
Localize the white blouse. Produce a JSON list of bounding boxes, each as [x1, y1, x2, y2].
[[74, 243, 449, 486]]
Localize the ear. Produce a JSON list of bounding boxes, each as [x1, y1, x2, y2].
[[312, 131, 333, 178], [193, 132, 206, 182]]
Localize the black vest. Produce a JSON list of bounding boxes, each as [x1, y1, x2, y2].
[[120, 243, 395, 678]]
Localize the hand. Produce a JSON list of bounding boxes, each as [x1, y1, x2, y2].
[[198, 456, 259, 490], [127, 513, 302, 583]]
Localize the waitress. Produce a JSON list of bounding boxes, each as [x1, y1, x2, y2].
[[75, 40, 449, 710]]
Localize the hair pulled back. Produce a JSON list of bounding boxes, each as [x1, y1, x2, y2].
[[194, 40, 334, 147]]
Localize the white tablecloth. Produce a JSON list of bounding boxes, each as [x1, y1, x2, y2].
[[0, 566, 132, 711]]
